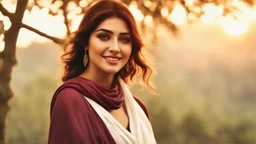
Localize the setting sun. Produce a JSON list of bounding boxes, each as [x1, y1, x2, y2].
[[219, 15, 250, 36], [0, 0, 256, 51]]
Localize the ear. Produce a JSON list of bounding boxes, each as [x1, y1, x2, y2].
[[84, 46, 88, 51]]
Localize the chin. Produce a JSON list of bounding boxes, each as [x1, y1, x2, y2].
[[99, 63, 126, 75], [104, 69, 120, 74]]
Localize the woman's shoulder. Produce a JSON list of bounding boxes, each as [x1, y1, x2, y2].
[[133, 96, 150, 119], [51, 78, 86, 105], [55, 88, 82, 102], [50, 86, 87, 115]]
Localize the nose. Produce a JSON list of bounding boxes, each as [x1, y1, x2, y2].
[[109, 37, 120, 53]]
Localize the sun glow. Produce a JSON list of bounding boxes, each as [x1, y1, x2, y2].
[[70, 14, 83, 32], [200, 3, 223, 24], [168, 4, 187, 25], [17, 6, 67, 48], [0, 0, 256, 51], [219, 15, 249, 36], [217, 1, 256, 36], [129, 2, 144, 22]]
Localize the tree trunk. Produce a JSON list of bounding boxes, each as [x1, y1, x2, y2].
[[0, 0, 28, 143]]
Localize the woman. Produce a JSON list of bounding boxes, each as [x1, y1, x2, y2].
[[48, 0, 156, 143]]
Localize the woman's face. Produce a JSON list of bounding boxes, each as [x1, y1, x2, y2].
[[86, 17, 132, 75]]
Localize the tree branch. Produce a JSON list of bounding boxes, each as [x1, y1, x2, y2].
[[21, 23, 65, 44], [140, 4, 178, 34], [62, 1, 71, 37], [0, 52, 3, 68], [0, 3, 14, 21]]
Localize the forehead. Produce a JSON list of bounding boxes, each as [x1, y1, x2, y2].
[[96, 17, 130, 33]]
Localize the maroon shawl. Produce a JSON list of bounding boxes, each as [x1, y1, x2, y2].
[[48, 77, 149, 144]]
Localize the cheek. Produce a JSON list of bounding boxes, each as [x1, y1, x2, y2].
[[122, 45, 132, 58], [88, 37, 103, 53]]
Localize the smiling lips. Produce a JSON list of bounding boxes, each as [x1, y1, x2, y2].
[[103, 56, 121, 64]]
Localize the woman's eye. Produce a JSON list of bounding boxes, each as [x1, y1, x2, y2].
[[119, 37, 131, 44], [97, 34, 110, 41]]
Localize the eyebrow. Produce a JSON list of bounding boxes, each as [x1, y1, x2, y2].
[[95, 28, 130, 35]]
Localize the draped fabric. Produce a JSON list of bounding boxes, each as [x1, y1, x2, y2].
[[84, 78, 157, 144], [51, 77, 124, 111], [48, 77, 155, 144]]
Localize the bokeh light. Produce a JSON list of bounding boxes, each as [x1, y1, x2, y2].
[[0, 0, 255, 50]]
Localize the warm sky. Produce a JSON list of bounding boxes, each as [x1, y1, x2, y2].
[[0, 0, 256, 51]]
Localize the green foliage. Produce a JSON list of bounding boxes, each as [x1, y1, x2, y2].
[[7, 74, 58, 144], [151, 107, 176, 143], [177, 111, 216, 144], [216, 118, 256, 144]]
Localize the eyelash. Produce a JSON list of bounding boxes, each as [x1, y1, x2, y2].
[[97, 34, 109, 41], [119, 37, 131, 44], [96, 33, 131, 44]]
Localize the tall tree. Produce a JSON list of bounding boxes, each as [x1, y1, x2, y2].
[[0, 1, 28, 143], [0, 0, 64, 143], [0, 0, 254, 143]]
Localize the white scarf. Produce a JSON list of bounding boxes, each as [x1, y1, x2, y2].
[[84, 78, 157, 144]]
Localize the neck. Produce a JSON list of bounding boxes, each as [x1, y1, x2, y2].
[[80, 69, 116, 88]]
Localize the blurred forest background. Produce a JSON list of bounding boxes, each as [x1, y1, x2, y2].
[[1, 0, 256, 144], [7, 24, 256, 144]]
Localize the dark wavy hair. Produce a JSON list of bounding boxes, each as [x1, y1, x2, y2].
[[61, 0, 154, 89]]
